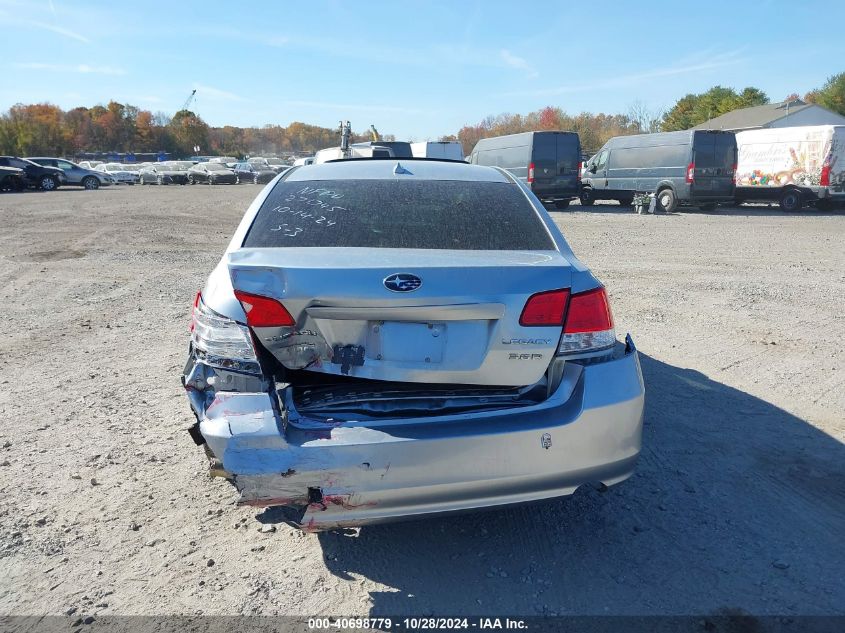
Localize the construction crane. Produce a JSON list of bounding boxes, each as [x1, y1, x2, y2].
[[181, 89, 197, 112], [370, 125, 380, 142]]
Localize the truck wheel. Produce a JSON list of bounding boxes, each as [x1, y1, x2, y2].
[[656, 188, 677, 213], [82, 176, 99, 190], [579, 188, 595, 206], [554, 200, 570, 210], [39, 175, 58, 191], [779, 189, 802, 212]]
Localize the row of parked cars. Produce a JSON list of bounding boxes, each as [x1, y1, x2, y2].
[[467, 124, 844, 212], [0, 155, 292, 192]]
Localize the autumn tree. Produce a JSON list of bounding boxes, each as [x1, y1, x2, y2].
[[808, 71, 845, 116], [662, 86, 769, 131]]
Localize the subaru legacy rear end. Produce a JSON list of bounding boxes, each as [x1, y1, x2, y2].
[[182, 159, 644, 530]]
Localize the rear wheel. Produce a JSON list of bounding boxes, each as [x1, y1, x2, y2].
[[554, 200, 570, 210], [579, 188, 595, 206], [39, 175, 58, 191], [82, 176, 99, 190], [656, 188, 677, 213], [779, 189, 802, 212]]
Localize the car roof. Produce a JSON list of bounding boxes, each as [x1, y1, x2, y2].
[[284, 158, 510, 183]]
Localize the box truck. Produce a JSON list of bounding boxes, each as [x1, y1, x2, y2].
[[735, 125, 844, 211], [410, 141, 464, 160]]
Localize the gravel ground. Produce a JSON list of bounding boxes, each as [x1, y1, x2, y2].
[[0, 185, 843, 619]]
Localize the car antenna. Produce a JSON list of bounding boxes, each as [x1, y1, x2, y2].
[[393, 162, 411, 175]]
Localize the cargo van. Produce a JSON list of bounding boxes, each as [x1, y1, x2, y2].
[[411, 141, 464, 160], [734, 125, 844, 211], [468, 131, 582, 208], [581, 130, 737, 212]]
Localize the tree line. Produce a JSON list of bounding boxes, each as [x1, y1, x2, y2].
[[2, 72, 842, 158], [0, 102, 372, 158]]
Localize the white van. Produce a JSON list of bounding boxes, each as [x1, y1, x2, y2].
[[735, 125, 844, 211], [410, 141, 464, 161]]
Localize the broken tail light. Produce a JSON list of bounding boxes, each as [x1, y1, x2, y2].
[[527, 162, 535, 184], [234, 290, 295, 328], [192, 294, 260, 373], [686, 162, 695, 184], [557, 287, 616, 355]]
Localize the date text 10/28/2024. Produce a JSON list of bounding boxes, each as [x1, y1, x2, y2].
[[307, 618, 529, 630]]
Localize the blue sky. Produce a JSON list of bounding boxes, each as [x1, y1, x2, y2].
[[1, 0, 843, 139]]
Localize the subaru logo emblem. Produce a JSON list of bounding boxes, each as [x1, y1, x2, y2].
[[383, 273, 422, 293]]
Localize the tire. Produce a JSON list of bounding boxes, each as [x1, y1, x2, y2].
[[579, 188, 595, 206], [656, 188, 677, 213], [39, 175, 58, 191], [699, 203, 717, 212], [554, 200, 570, 210], [779, 189, 802, 212], [82, 176, 99, 190]]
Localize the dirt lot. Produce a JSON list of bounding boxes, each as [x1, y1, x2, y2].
[[0, 185, 843, 619]]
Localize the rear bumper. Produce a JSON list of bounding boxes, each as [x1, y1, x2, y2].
[[194, 336, 645, 530]]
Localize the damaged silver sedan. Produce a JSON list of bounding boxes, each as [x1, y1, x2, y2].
[[182, 158, 645, 530]]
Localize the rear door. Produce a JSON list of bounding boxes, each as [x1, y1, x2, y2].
[[227, 178, 571, 387], [531, 133, 580, 198], [692, 132, 736, 198]]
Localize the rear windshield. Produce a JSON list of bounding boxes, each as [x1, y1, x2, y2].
[[243, 179, 554, 250]]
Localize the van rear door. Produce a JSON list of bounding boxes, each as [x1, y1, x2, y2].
[[530, 133, 580, 200], [692, 132, 736, 199]]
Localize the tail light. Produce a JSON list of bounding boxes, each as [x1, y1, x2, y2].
[[191, 293, 259, 372], [685, 162, 695, 184], [234, 290, 295, 327], [576, 161, 582, 182], [527, 162, 535, 184], [731, 163, 737, 179], [557, 287, 616, 355], [820, 157, 831, 187], [520, 289, 568, 326]]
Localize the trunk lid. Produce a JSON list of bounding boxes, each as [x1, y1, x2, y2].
[[227, 247, 571, 386]]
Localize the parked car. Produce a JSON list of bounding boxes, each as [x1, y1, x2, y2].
[[468, 131, 582, 209], [27, 157, 113, 189], [0, 166, 26, 192], [581, 130, 737, 212], [187, 162, 237, 185], [263, 157, 289, 172], [182, 158, 645, 530], [735, 125, 844, 211], [78, 160, 104, 170], [208, 156, 238, 168], [139, 162, 190, 185], [233, 161, 277, 184], [95, 163, 138, 184], [0, 156, 64, 190]]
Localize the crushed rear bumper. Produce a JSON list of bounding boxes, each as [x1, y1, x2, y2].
[[193, 336, 645, 530]]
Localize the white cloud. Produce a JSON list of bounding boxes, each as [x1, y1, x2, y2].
[[501, 50, 746, 98], [193, 83, 245, 102], [500, 49, 538, 79], [13, 62, 126, 75]]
